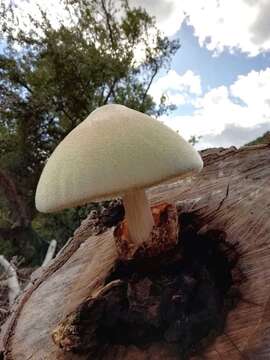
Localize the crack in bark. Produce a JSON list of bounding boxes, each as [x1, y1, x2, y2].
[[216, 183, 230, 212], [224, 332, 245, 359]]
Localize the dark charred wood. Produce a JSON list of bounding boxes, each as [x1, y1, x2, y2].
[[52, 218, 241, 359]]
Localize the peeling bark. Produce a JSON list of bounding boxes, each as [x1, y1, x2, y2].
[[1, 144, 270, 359]]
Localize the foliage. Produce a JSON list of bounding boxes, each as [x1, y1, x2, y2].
[[245, 131, 270, 146], [188, 135, 202, 146], [0, 0, 180, 264]]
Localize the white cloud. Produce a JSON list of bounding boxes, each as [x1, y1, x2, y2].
[[131, 0, 270, 56], [180, 0, 263, 56], [5, 0, 270, 56], [231, 69, 270, 112], [183, 0, 270, 56], [199, 122, 270, 148], [149, 69, 202, 105], [160, 68, 270, 148], [129, 0, 185, 37]]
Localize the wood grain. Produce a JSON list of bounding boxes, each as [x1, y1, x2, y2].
[[1, 144, 270, 359]]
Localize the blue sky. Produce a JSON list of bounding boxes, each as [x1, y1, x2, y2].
[[173, 22, 270, 92], [144, 0, 270, 148], [164, 21, 270, 120]]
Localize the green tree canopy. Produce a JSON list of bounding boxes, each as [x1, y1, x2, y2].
[[0, 0, 180, 263]]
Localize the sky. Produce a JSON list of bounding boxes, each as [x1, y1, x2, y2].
[[2, 0, 270, 149], [133, 0, 270, 149]]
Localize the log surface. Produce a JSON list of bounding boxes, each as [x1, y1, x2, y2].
[[1, 144, 270, 359]]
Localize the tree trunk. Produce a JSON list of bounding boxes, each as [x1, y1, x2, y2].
[[1, 144, 270, 359], [0, 169, 30, 228]]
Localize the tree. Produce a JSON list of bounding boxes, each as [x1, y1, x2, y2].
[[0, 0, 180, 263], [189, 135, 202, 146], [245, 131, 270, 146]]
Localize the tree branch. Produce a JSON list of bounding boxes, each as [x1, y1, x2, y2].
[[0, 255, 20, 306], [100, 0, 116, 49], [140, 61, 158, 110], [42, 240, 57, 267], [16, 79, 33, 94], [103, 78, 117, 105]]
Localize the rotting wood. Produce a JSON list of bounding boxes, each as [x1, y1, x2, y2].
[[114, 202, 178, 260], [52, 219, 242, 359], [1, 143, 270, 359]]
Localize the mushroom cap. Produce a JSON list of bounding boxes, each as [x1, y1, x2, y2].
[[35, 104, 203, 212]]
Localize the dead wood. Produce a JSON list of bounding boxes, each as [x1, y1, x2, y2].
[[1, 143, 270, 359]]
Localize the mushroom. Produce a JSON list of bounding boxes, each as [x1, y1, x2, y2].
[[35, 104, 203, 257]]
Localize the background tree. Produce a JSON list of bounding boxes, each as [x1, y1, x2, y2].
[[189, 135, 202, 146], [245, 131, 270, 146], [0, 0, 180, 263]]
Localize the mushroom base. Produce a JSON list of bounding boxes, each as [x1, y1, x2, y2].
[[52, 213, 243, 359], [114, 202, 179, 261]]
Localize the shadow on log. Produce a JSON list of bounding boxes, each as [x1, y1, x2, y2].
[[1, 144, 270, 359]]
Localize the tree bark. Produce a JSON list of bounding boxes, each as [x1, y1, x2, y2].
[[0, 169, 30, 227], [1, 143, 270, 359]]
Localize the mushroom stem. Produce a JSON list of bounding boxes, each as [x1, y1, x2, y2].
[[122, 189, 154, 245]]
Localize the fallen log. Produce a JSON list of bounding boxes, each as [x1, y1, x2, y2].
[[1, 143, 270, 359]]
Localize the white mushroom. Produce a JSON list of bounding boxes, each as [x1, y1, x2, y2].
[[35, 104, 203, 247]]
